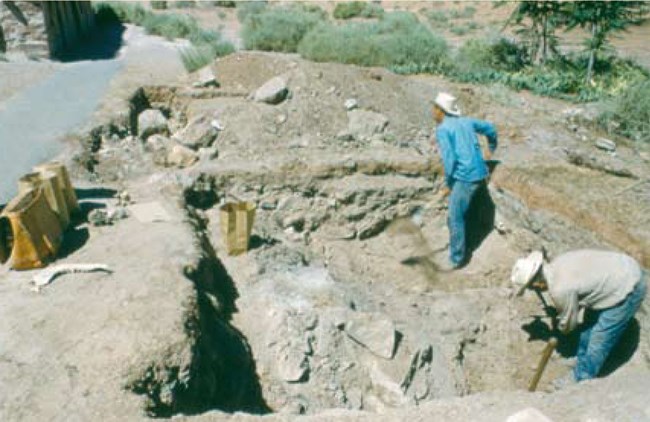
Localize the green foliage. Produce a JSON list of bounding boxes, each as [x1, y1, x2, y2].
[[241, 4, 326, 52], [150, 1, 167, 10], [449, 5, 477, 19], [455, 38, 528, 74], [180, 41, 235, 72], [599, 78, 650, 142], [333, 1, 384, 20], [297, 12, 449, 74], [213, 1, 236, 7], [425, 9, 449, 27], [173, 1, 196, 9], [562, 1, 649, 81], [236, 1, 267, 22], [142, 13, 199, 40]]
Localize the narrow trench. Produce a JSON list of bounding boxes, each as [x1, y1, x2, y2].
[[128, 195, 270, 418]]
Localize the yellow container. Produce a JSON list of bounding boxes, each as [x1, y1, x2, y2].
[[18, 171, 70, 229], [33, 161, 79, 216], [220, 202, 256, 256], [0, 187, 63, 270]]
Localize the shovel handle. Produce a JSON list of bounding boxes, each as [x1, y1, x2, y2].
[[528, 337, 558, 392]]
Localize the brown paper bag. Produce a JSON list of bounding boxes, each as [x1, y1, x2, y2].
[[220, 202, 256, 256]]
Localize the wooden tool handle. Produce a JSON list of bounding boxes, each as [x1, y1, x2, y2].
[[528, 337, 558, 392]]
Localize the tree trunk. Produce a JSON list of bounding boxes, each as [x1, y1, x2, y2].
[[541, 15, 548, 65], [0, 24, 6, 53]]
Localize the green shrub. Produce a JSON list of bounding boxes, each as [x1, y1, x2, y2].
[[213, 1, 236, 7], [450, 5, 477, 19], [599, 78, 650, 142], [173, 1, 196, 9], [180, 41, 234, 72], [142, 13, 199, 40], [426, 9, 449, 26], [241, 4, 326, 52], [236, 0, 267, 22], [298, 12, 449, 74], [150, 1, 167, 10], [456, 38, 528, 74], [333, 2, 383, 19], [450, 24, 469, 36]]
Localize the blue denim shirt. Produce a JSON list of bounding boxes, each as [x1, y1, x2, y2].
[[435, 116, 498, 188]]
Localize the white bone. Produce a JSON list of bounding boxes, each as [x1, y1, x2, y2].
[[31, 264, 112, 292]]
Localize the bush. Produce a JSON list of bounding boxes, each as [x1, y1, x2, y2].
[[333, 1, 384, 20], [173, 1, 196, 9], [180, 41, 234, 72], [150, 1, 167, 10], [599, 78, 650, 142], [142, 13, 199, 40], [426, 9, 449, 24], [241, 4, 326, 52], [450, 5, 477, 19], [213, 1, 236, 7], [236, 0, 267, 22], [298, 12, 449, 74], [456, 38, 528, 74]]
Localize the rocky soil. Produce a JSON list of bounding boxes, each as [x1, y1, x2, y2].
[[1, 49, 649, 422]]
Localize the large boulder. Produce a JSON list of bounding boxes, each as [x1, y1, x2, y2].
[[138, 109, 169, 139], [347, 109, 389, 141], [173, 114, 219, 150], [254, 76, 289, 105]]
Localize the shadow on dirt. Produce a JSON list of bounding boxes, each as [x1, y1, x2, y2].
[[57, 17, 125, 62]]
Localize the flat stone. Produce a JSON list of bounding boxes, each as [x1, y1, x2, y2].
[[345, 312, 397, 359], [166, 144, 198, 168], [278, 349, 309, 383]]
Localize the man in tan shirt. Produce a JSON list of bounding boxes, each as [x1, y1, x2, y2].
[[512, 249, 647, 384]]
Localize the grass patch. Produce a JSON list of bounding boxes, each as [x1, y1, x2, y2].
[[425, 9, 449, 27], [213, 1, 236, 7], [150, 1, 167, 10], [450, 5, 477, 19], [94, 2, 234, 72], [599, 79, 650, 142], [173, 1, 195, 9], [333, 2, 384, 20], [241, 3, 326, 52], [236, 0, 267, 22], [298, 12, 449, 74]]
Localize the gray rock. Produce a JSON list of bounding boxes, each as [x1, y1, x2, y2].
[[88, 209, 111, 226], [347, 109, 389, 140], [193, 66, 219, 88], [198, 146, 219, 161], [145, 134, 172, 153], [506, 407, 555, 422], [336, 131, 355, 142], [173, 114, 218, 150], [138, 109, 168, 139], [166, 144, 198, 168], [345, 312, 397, 359], [595, 138, 617, 152], [254, 76, 289, 105]]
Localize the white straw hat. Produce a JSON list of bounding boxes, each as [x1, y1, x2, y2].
[[511, 251, 544, 296], [434, 92, 461, 116]]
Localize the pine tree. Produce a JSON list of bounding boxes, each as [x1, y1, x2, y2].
[[562, 1, 648, 84]]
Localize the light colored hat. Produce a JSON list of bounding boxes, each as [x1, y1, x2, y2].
[[511, 251, 544, 296], [434, 92, 461, 116]]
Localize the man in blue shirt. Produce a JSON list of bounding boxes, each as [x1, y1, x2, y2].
[[432, 92, 498, 270]]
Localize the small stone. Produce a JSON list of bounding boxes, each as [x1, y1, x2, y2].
[[276, 114, 288, 125], [595, 138, 617, 152], [138, 109, 168, 139], [344, 98, 359, 111], [88, 209, 111, 226], [254, 76, 289, 105], [347, 109, 389, 140]]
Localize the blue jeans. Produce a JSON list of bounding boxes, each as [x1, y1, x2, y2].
[[574, 272, 647, 381], [447, 180, 481, 266]]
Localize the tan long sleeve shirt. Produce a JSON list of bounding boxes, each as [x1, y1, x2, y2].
[[543, 249, 642, 333]]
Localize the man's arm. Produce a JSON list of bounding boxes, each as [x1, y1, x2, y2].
[[471, 119, 498, 153], [552, 290, 580, 335], [436, 127, 456, 188]]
